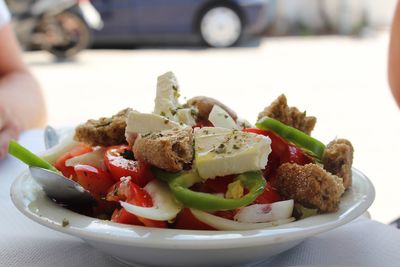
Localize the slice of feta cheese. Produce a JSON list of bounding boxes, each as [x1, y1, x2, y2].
[[176, 108, 197, 126], [153, 71, 181, 122], [153, 71, 197, 125], [194, 127, 271, 179], [126, 111, 182, 136], [208, 105, 238, 130]]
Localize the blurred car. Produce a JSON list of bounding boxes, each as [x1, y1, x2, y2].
[[90, 0, 271, 47]]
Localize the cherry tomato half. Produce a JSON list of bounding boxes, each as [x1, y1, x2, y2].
[[175, 208, 215, 230], [74, 164, 115, 199], [104, 145, 154, 186], [106, 179, 167, 228]]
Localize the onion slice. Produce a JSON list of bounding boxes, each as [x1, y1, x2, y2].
[[190, 209, 295, 230], [65, 147, 106, 170], [121, 180, 183, 221], [234, 200, 294, 223], [41, 134, 77, 164]]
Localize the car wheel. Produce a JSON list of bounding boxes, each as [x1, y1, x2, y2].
[[199, 5, 242, 48], [39, 11, 91, 59]]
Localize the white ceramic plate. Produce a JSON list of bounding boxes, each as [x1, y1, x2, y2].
[[11, 168, 374, 267]]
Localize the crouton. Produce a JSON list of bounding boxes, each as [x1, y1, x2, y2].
[[322, 139, 354, 189], [186, 96, 237, 122], [74, 108, 132, 147], [257, 94, 316, 135], [133, 128, 194, 172], [275, 163, 345, 212]]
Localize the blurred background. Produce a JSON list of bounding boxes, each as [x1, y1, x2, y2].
[[5, 0, 400, 224]]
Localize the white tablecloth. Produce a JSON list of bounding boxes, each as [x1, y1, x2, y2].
[[1, 130, 400, 267]]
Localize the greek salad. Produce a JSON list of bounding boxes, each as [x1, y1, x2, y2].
[[9, 72, 353, 231]]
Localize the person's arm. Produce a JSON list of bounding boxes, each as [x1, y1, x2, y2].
[[389, 1, 400, 107], [0, 24, 46, 158]]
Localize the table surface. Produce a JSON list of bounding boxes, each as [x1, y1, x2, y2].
[[1, 130, 400, 267]]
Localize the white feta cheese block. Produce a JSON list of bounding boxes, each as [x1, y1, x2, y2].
[[194, 127, 271, 179], [208, 105, 238, 130], [153, 71, 181, 121], [126, 111, 182, 136], [176, 108, 197, 126], [153, 71, 197, 126]]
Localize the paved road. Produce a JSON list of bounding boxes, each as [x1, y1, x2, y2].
[[24, 32, 400, 224]]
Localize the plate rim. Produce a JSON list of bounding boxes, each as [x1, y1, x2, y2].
[[10, 168, 375, 250]]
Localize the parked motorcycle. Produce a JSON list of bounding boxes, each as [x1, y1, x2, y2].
[[7, 0, 103, 58]]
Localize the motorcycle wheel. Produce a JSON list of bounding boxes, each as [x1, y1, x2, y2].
[[38, 11, 91, 59]]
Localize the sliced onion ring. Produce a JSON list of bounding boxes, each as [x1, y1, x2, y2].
[[190, 208, 295, 230], [234, 200, 294, 223], [65, 147, 106, 170], [121, 180, 182, 221]]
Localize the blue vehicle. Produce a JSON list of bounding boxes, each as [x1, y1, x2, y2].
[[90, 0, 271, 47]]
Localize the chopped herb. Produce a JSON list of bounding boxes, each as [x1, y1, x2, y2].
[[172, 85, 180, 97], [215, 143, 226, 154], [179, 122, 184, 126], [204, 130, 209, 135], [164, 119, 169, 124], [170, 108, 177, 116], [62, 218, 69, 227], [160, 111, 166, 117], [233, 144, 240, 150], [224, 114, 228, 119]]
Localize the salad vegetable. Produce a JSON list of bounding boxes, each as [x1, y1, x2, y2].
[[256, 117, 325, 160], [9, 71, 354, 231], [8, 140, 58, 172], [154, 169, 266, 212]]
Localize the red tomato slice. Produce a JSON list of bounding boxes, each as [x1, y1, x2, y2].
[[74, 164, 115, 199], [243, 128, 313, 178], [104, 145, 154, 186], [283, 144, 313, 165], [175, 208, 215, 230], [253, 183, 282, 204], [191, 175, 235, 195], [213, 210, 237, 221], [106, 179, 167, 228], [55, 144, 92, 180], [111, 208, 142, 225]]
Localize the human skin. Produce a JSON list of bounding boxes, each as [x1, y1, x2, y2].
[[0, 24, 46, 159], [389, 0, 400, 107]]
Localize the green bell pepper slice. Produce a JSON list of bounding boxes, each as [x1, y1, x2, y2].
[[8, 140, 58, 172], [256, 117, 325, 160], [154, 169, 266, 212]]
